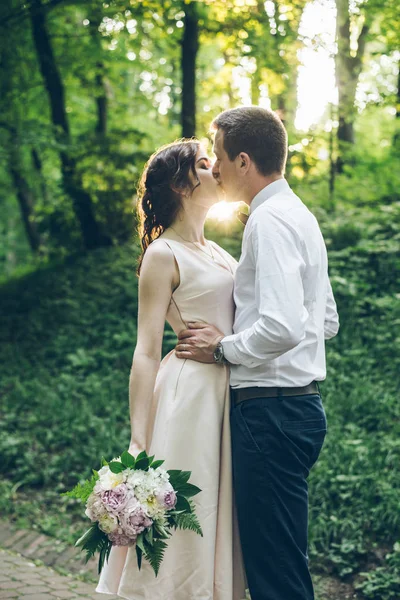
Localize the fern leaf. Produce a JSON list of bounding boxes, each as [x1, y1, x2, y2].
[[143, 538, 168, 577], [172, 500, 203, 536], [98, 538, 113, 574], [62, 472, 99, 503], [75, 523, 108, 561]]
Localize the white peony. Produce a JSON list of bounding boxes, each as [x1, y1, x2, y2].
[[85, 492, 107, 521], [142, 495, 167, 519], [98, 512, 119, 534], [97, 466, 126, 491]]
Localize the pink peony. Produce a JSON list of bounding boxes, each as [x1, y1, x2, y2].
[[120, 497, 153, 537], [164, 490, 177, 508], [157, 489, 177, 509], [100, 483, 130, 514], [156, 483, 177, 509]]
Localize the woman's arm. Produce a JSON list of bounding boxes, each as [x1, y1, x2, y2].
[[128, 241, 179, 455]]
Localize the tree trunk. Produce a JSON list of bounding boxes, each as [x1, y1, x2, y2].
[[29, 0, 111, 249], [393, 61, 400, 150], [95, 70, 107, 136], [31, 147, 49, 205], [181, 1, 199, 138], [335, 0, 369, 169], [9, 148, 41, 253], [89, 10, 108, 136]]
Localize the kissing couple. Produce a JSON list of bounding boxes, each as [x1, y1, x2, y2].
[[95, 106, 339, 600]]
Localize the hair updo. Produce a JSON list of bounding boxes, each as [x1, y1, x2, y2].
[[136, 139, 200, 275]]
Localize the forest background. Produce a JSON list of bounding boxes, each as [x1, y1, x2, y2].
[[0, 0, 399, 598]]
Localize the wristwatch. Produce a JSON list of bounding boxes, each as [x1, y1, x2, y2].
[[213, 341, 227, 364]]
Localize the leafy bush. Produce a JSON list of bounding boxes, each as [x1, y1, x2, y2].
[[355, 543, 400, 599]]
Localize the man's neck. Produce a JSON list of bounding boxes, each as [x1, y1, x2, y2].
[[244, 173, 283, 206]]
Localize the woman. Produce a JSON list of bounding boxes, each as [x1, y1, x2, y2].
[[95, 139, 246, 600]]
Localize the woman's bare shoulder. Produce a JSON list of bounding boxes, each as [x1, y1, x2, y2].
[[141, 238, 176, 272]]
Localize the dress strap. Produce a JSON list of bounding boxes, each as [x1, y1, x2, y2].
[[150, 238, 185, 287]]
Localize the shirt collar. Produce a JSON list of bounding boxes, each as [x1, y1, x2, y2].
[[249, 178, 290, 214]]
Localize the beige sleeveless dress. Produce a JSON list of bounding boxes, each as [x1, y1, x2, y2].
[[95, 233, 246, 600]]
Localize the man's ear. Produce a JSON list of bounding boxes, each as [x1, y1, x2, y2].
[[237, 152, 251, 173]]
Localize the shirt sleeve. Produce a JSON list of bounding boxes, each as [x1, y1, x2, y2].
[[221, 209, 309, 367], [324, 278, 339, 339]]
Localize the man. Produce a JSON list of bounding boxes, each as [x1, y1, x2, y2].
[[175, 106, 339, 600]]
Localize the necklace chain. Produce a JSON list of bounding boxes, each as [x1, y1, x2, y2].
[[170, 227, 215, 260], [169, 227, 233, 274]]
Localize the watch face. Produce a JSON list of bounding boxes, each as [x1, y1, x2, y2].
[[214, 344, 223, 362]]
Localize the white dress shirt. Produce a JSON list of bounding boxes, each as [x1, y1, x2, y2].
[[221, 178, 339, 388]]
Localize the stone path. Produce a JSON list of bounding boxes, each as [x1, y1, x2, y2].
[[0, 548, 120, 599], [0, 521, 100, 580], [0, 520, 119, 600], [0, 519, 357, 599]]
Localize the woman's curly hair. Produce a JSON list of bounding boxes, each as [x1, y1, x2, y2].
[[136, 139, 200, 274]]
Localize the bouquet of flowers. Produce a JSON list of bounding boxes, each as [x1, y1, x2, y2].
[[63, 450, 203, 576]]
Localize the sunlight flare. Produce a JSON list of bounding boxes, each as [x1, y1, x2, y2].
[[207, 201, 240, 222]]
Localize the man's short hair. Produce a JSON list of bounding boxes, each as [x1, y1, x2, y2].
[[211, 106, 288, 176]]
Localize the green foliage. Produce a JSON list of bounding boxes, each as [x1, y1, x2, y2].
[[303, 203, 400, 593], [355, 543, 400, 599], [1, 0, 398, 277]]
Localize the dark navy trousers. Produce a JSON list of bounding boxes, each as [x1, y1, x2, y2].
[[230, 392, 327, 600]]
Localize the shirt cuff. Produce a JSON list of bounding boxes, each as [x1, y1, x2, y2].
[[221, 334, 242, 365]]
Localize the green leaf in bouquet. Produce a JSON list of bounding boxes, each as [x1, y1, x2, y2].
[[136, 546, 143, 570], [74, 522, 112, 572], [143, 538, 168, 577], [171, 500, 203, 537], [98, 538, 113, 575], [167, 470, 191, 489], [154, 522, 170, 540], [135, 450, 148, 462], [100, 456, 109, 467], [136, 532, 146, 554], [133, 450, 154, 471], [175, 496, 192, 513], [61, 472, 99, 503], [144, 526, 153, 546], [135, 456, 151, 471], [150, 459, 165, 469], [75, 523, 112, 574], [108, 460, 125, 474], [176, 483, 202, 498], [120, 450, 136, 468]]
